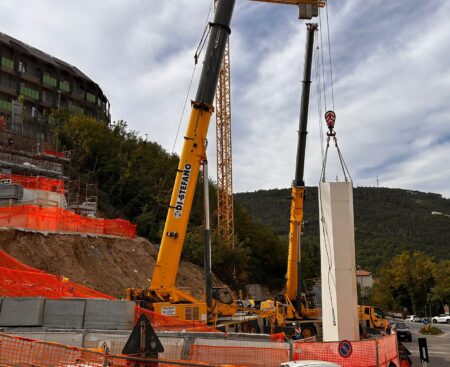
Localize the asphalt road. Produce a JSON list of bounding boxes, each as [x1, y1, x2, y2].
[[395, 320, 450, 366]]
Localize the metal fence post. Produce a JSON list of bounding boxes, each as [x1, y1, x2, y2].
[[375, 338, 379, 367], [289, 340, 294, 361]]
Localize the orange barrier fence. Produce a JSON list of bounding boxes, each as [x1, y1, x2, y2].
[[293, 335, 400, 367], [0, 250, 219, 333], [0, 173, 64, 193], [0, 333, 231, 367], [136, 306, 219, 333], [0, 204, 136, 237]]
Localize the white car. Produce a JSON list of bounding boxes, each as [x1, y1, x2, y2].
[[281, 362, 341, 367], [432, 314, 450, 324], [406, 315, 421, 322]]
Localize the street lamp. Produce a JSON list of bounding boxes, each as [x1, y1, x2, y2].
[[431, 211, 450, 218]]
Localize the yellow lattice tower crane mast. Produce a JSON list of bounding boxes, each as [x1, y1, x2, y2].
[[215, 0, 234, 248]]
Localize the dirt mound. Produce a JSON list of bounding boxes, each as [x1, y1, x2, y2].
[[0, 229, 216, 299]]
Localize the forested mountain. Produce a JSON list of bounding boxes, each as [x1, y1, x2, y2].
[[236, 187, 450, 276]]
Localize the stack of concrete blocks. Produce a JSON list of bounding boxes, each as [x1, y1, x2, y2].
[[0, 297, 135, 331]]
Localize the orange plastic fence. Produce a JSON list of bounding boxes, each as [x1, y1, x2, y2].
[[0, 173, 64, 193], [0, 333, 230, 367], [293, 335, 400, 367], [136, 306, 219, 333], [190, 344, 289, 367], [0, 250, 219, 333], [0, 204, 136, 238]]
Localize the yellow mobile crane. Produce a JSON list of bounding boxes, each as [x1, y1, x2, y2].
[[127, 0, 237, 323], [277, 22, 321, 338]]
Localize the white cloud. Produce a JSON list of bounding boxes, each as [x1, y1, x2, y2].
[[1, 0, 449, 198]]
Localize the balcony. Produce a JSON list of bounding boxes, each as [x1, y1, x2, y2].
[[20, 72, 40, 85], [0, 84, 17, 97], [71, 91, 85, 102], [1, 65, 15, 76]]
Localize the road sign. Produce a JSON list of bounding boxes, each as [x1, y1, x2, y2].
[[423, 319, 429, 325], [338, 340, 353, 358], [325, 110, 336, 129]]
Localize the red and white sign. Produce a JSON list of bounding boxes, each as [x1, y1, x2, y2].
[[325, 110, 336, 128]]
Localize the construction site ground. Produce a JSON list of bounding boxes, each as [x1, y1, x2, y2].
[[0, 228, 217, 299]]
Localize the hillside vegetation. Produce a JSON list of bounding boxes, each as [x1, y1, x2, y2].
[[236, 187, 450, 276], [57, 115, 286, 290]]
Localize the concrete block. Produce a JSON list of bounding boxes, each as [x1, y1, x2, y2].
[[319, 182, 359, 342], [0, 297, 45, 327], [84, 300, 135, 330], [43, 299, 86, 329]]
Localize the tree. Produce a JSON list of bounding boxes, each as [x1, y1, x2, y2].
[[431, 260, 450, 306], [371, 251, 436, 314]]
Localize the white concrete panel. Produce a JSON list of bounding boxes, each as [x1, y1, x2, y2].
[[319, 182, 359, 342], [22, 188, 67, 208]]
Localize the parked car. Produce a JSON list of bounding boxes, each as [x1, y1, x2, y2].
[[392, 322, 412, 342], [432, 314, 450, 324], [281, 362, 341, 367], [406, 315, 421, 322]]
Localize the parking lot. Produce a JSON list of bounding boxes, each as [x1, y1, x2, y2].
[[396, 320, 450, 366]]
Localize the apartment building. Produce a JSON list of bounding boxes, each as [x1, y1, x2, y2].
[[0, 32, 110, 141]]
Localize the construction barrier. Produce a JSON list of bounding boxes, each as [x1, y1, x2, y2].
[[0, 333, 231, 367], [0, 173, 64, 194], [0, 204, 136, 237], [136, 306, 218, 333], [293, 335, 400, 367], [0, 250, 218, 333]]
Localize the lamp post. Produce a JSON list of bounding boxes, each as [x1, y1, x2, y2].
[[431, 211, 450, 218]]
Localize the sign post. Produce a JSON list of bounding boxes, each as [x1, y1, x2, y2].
[[418, 337, 429, 366]]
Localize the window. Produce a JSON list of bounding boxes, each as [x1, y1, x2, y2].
[[20, 83, 39, 100], [68, 100, 84, 115], [0, 99, 12, 111], [60, 80, 70, 92], [43, 73, 57, 87], [87, 92, 96, 103], [1, 57, 14, 70]]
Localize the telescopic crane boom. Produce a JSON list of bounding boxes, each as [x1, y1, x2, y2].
[[127, 0, 236, 322], [285, 22, 318, 321]]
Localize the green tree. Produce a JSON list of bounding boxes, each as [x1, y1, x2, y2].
[[372, 251, 436, 314], [431, 260, 450, 306]]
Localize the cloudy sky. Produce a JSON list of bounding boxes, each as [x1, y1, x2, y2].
[[2, 0, 450, 198]]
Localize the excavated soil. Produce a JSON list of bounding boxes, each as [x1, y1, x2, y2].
[[0, 229, 218, 299]]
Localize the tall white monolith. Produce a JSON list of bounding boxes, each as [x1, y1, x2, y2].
[[319, 182, 359, 341]]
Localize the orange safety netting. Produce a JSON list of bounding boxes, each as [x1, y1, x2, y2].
[[136, 306, 219, 333], [0, 204, 136, 238], [0, 250, 218, 333], [0, 333, 233, 367], [190, 345, 289, 367], [0, 173, 65, 194], [293, 335, 400, 367]]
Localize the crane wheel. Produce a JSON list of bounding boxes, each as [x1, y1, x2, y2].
[[301, 324, 316, 338]]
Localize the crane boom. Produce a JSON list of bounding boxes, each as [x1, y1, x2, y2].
[[286, 22, 317, 313], [150, 0, 235, 292]]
